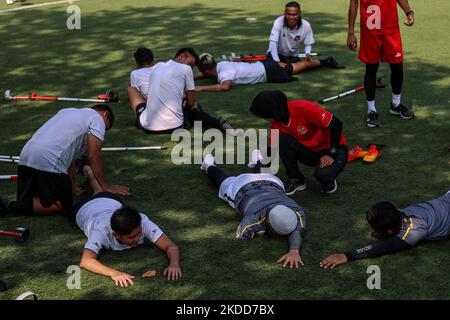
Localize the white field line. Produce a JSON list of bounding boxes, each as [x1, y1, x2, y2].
[[0, 0, 78, 14]]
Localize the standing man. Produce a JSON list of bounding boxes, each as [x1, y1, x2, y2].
[[0, 105, 129, 216], [268, 1, 316, 65], [348, 0, 415, 127]]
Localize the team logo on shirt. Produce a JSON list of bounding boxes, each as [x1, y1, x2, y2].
[[295, 36, 301, 41], [297, 125, 307, 135], [321, 113, 327, 121]]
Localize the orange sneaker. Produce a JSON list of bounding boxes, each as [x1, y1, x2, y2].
[[363, 144, 382, 163], [347, 145, 368, 162]]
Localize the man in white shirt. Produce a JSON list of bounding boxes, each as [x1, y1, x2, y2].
[[129, 47, 154, 100], [268, 1, 316, 65], [127, 48, 234, 133], [195, 51, 344, 92], [68, 166, 181, 286], [0, 106, 129, 217]]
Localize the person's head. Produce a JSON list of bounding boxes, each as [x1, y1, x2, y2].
[[249, 90, 290, 124], [267, 205, 298, 235], [91, 104, 115, 130], [174, 47, 199, 67], [197, 53, 218, 77], [111, 205, 142, 247], [134, 47, 154, 68], [284, 1, 302, 29], [367, 201, 403, 238]]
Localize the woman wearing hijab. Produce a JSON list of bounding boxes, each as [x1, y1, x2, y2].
[[250, 90, 348, 195]]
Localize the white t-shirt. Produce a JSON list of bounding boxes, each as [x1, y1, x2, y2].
[[130, 67, 153, 99], [268, 17, 315, 57], [76, 197, 164, 254], [19, 108, 105, 174], [217, 61, 267, 85], [218, 173, 285, 209], [141, 60, 195, 131]]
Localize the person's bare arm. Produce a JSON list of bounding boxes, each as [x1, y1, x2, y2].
[[80, 249, 135, 287], [87, 134, 129, 196], [194, 72, 206, 80], [347, 0, 359, 51], [184, 90, 197, 109], [154, 234, 182, 280], [397, 0, 414, 26], [196, 81, 232, 92], [68, 162, 84, 196]]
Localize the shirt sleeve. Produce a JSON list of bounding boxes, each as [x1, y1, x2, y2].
[[269, 17, 283, 43], [396, 217, 428, 246], [269, 41, 280, 62], [303, 21, 315, 46], [184, 67, 196, 91], [130, 72, 137, 88], [301, 100, 333, 128], [141, 214, 164, 243], [84, 229, 108, 254], [217, 62, 236, 83], [89, 114, 106, 142], [345, 236, 412, 261], [236, 215, 267, 240]]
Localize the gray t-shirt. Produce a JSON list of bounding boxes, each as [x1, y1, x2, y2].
[[398, 191, 450, 246], [76, 197, 164, 254], [19, 108, 105, 174]]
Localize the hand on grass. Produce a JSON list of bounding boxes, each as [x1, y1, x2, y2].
[[319, 155, 334, 168], [111, 271, 135, 287], [277, 250, 304, 268], [320, 253, 348, 269], [164, 264, 182, 280]]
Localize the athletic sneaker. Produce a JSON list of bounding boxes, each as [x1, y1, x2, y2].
[[248, 149, 264, 168], [390, 103, 415, 120], [321, 56, 345, 69], [321, 180, 337, 194], [200, 154, 215, 172], [367, 111, 381, 128], [285, 178, 306, 196], [218, 117, 239, 136]]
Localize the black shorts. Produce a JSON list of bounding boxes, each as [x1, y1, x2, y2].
[[261, 59, 294, 83], [267, 52, 301, 64], [135, 102, 181, 134], [67, 191, 123, 223], [17, 165, 73, 210]]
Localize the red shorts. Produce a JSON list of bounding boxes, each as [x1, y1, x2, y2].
[[359, 30, 403, 64]]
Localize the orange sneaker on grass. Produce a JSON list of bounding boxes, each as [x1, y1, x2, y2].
[[363, 144, 382, 163], [347, 145, 368, 162]]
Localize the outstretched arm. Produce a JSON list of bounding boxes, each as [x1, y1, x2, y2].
[[196, 80, 232, 92], [277, 225, 305, 268], [320, 237, 412, 269], [80, 249, 135, 287], [154, 234, 182, 280]]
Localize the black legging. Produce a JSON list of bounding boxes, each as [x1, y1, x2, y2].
[[206, 163, 262, 189], [183, 104, 221, 130], [365, 62, 403, 101]]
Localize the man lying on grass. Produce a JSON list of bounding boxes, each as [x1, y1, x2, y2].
[[194, 52, 344, 92], [68, 166, 181, 287], [200, 151, 307, 268], [320, 190, 450, 269]]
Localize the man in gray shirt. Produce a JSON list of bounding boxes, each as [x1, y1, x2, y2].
[[200, 152, 307, 268], [320, 190, 450, 269]]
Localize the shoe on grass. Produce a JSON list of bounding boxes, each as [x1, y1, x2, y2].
[[367, 111, 381, 128], [390, 103, 414, 120], [201, 154, 215, 172], [363, 144, 382, 163], [321, 180, 337, 194], [347, 145, 368, 162], [285, 178, 306, 196]]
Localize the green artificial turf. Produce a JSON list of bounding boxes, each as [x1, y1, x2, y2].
[[0, 0, 449, 300]]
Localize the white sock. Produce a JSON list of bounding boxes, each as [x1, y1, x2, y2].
[[367, 100, 377, 113], [392, 94, 401, 107]]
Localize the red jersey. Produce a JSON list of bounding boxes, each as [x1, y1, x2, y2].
[[271, 100, 347, 153], [360, 0, 399, 35]]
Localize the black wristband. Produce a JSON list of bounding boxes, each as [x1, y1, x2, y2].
[[406, 10, 414, 17]]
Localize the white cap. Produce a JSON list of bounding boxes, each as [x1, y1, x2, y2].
[[268, 205, 297, 235]]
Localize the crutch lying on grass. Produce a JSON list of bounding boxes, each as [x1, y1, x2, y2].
[[0, 175, 17, 181], [4, 89, 119, 103], [319, 78, 386, 104]]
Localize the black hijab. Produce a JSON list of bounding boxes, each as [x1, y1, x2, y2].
[[250, 90, 290, 124]]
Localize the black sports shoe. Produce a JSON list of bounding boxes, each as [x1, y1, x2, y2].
[[390, 103, 415, 120], [322, 56, 345, 69], [218, 117, 239, 136], [367, 111, 381, 128], [285, 178, 306, 196], [321, 180, 337, 194]]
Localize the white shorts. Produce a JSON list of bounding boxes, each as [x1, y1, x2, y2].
[[218, 173, 284, 209]]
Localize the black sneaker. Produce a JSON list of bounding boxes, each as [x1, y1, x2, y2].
[[321, 180, 337, 194], [285, 178, 306, 196], [367, 111, 381, 128], [218, 117, 238, 136], [390, 103, 415, 120], [322, 56, 345, 69]]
